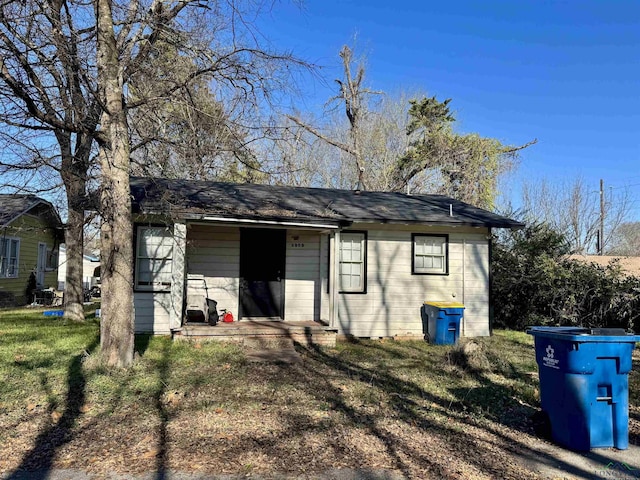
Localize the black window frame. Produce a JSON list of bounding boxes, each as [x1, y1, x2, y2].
[[411, 233, 449, 276]]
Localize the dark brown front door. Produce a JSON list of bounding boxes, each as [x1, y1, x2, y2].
[[239, 228, 285, 319]]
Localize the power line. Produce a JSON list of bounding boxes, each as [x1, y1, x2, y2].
[[608, 182, 640, 191]]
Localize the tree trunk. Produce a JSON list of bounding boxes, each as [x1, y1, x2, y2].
[[58, 132, 87, 322], [97, 0, 134, 367], [63, 185, 86, 322]]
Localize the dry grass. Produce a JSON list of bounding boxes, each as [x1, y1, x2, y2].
[[0, 308, 638, 479]]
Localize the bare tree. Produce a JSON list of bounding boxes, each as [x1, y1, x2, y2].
[[521, 177, 632, 254], [608, 222, 640, 256], [1, 0, 311, 366], [281, 44, 530, 208], [0, 0, 101, 321], [127, 39, 266, 183], [269, 91, 413, 190], [95, 0, 132, 367], [94, 0, 310, 366], [287, 45, 381, 190]]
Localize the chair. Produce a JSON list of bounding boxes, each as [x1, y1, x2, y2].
[[51, 290, 64, 307]]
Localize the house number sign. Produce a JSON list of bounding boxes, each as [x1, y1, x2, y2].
[[290, 242, 305, 248]]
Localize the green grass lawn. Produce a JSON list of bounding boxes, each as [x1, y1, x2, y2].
[[0, 307, 638, 479]]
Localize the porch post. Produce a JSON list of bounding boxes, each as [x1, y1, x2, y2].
[[329, 231, 340, 329], [169, 222, 187, 330]]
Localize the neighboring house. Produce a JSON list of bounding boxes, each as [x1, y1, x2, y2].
[[56, 245, 100, 290], [129, 177, 524, 338], [0, 195, 64, 306], [569, 255, 640, 277]]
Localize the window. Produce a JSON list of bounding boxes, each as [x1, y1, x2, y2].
[[135, 226, 173, 290], [413, 234, 448, 275], [0, 237, 19, 278], [46, 248, 59, 271], [339, 232, 366, 293]]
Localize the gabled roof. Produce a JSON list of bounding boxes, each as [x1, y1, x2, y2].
[[0, 194, 62, 229], [130, 176, 524, 229]]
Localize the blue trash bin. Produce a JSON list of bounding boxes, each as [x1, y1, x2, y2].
[[527, 326, 640, 451], [423, 302, 464, 345]]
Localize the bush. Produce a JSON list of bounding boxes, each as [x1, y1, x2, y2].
[[25, 271, 37, 305], [492, 222, 640, 332]]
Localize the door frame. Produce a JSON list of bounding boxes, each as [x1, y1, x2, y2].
[[36, 242, 47, 287]]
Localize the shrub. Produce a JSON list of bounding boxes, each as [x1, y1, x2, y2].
[[25, 271, 37, 305], [492, 222, 640, 332]]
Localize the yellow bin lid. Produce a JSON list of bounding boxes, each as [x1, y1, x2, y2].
[[424, 301, 465, 308]]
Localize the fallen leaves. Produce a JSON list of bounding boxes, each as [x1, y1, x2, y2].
[[163, 391, 185, 406], [142, 448, 161, 459]]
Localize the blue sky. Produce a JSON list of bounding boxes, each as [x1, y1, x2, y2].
[[258, 0, 640, 217]]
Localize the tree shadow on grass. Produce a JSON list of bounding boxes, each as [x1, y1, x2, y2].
[[6, 334, 173, 480], [152, 337, 172, 480], [135, 333, 153, 357], [289, 340, 628, 479], [6, 334, 99, 479]]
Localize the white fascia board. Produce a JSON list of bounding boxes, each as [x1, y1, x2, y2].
[[199, 215, 342, 230]]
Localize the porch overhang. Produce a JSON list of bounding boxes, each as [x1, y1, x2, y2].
[[183, 213, 351, 231]]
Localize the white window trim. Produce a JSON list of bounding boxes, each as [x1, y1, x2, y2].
[[339, 231, 367, 293], [135, 225, 173, 291], [0, 237, 20, 278], [412, 234, 449, 275]]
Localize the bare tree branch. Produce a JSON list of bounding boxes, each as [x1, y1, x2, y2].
[[285, 114, 355, 155]]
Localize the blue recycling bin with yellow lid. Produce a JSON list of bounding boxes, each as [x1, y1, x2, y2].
[[423, 301, 464, 345], [527, 326, 640, 451]]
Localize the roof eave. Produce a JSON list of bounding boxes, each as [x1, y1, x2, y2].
[[136, 209, 350, 229], [136, 208, 522, 230], [348, 217, 525, 229]]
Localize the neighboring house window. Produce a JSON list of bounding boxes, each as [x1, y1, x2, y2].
[[412, 234, 448, 275], [135, 226, 173, 290], [0, 237, 20, 278], [46, 248, 59, 271], [339, 232, 366, 293]]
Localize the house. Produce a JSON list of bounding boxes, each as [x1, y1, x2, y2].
[[0, 195, 64, 306], [57, 245, 100, 290], [129, 177, 524, 339], [569, 255, 640, 276]]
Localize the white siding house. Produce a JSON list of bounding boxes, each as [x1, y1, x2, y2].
[[333, 224, 490, 338], [129, 177, 523, 339], [57, 246, 100, 291]]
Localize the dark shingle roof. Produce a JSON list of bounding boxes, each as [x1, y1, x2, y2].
[[130, 176, 524, 229], [0, 195, 54, 227]]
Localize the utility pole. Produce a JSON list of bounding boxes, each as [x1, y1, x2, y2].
[[599, 178, 605, 256]]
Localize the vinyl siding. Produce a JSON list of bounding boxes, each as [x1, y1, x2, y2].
[[336, 225, 490, 338], [284, 230, 321, 321], [134, 292, 171, 334], [319, 233, 330, 322], [0, 214, 59, 304], [130, 220, 490, 338], [185, 224, 240, 316]]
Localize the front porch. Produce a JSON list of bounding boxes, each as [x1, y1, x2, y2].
[[174, 320, 338, 347]]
